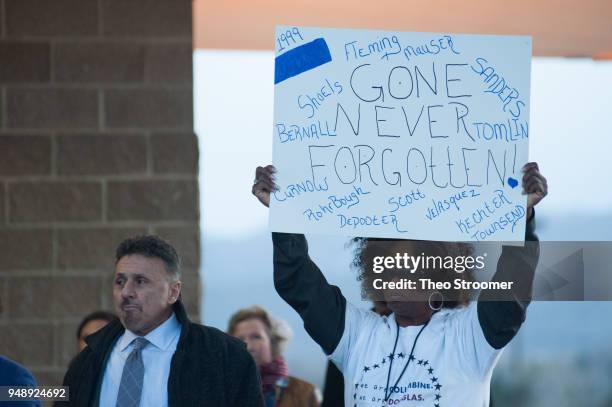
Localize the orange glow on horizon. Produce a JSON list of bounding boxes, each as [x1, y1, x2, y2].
[[193, 0, 612, 58]]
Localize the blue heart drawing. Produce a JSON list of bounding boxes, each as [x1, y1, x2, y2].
[[507, 177, 519, 188]]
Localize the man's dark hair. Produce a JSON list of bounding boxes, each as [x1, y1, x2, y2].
[[76, 310, 117, 340], [115, 235, 182, 280]]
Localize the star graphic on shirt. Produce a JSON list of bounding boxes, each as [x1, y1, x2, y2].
[[381, 358, 386, 364], [397, 352, 405, 359], [431, 376, 438, 383], [408, 355, 415, 362], [388, 353, 395, 361], [428, 367, 434, 375], [355, 383, 359, 389], [423, 360, 429, 366], [363, 366, 370, 372], [373, 364, 380, 369], [435, 383, 442, 391], [434, 404, 440, 407], [417, 359, 424, 365], [435, 394, 442, 401]]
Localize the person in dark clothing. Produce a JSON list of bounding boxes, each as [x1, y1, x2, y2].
[[321, 360, 344, 407], [0, 356, 41, 407], [252, 163, 547, 407], [56, 235, 263, 407]]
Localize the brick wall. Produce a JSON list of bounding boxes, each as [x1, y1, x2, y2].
[[0, 0, 200, 386]]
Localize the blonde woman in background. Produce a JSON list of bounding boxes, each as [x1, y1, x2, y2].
[[229, 306, 321, 407]]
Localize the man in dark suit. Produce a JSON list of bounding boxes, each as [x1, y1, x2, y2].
[[57, 235, 263, 407]]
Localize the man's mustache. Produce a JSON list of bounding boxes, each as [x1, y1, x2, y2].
[[120, 300, 141, 308]]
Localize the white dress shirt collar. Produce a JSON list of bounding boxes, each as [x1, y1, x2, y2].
[[117, 312, 181, 353]]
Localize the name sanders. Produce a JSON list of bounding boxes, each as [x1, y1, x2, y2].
[[373, 278, 514, 290]]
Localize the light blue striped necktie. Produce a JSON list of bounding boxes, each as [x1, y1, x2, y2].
[[116, 337, 149, 407]]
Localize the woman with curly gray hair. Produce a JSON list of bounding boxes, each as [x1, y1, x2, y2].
[[252, 162, 547, 407]]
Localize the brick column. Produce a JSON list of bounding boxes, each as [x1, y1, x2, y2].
[[0, 0, 200, 386]]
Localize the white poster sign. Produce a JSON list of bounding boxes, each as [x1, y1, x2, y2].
[[270, 25, 531, 241]]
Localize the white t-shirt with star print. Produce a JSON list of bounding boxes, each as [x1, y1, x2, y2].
[[330, 301, 501, 407]]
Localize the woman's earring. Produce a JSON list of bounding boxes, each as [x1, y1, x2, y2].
[[428, 291, 444, 311]]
